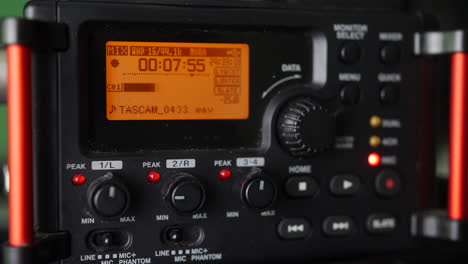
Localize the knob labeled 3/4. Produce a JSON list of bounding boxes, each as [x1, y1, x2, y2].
[[242, 174, 276, 210], [277, 97, 336, 156], [88, 172, 130, 218], [165, 173, 206, 214]]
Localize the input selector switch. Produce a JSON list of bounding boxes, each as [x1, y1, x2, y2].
[[88, 172, 130, 218]]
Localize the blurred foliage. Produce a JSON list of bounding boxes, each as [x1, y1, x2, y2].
[[0, 0, 29, 162]]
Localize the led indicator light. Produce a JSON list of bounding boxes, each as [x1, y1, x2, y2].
[[147, 171, 161, 183], [369, 135, 382, 147], [368, 153, 381, 167], [72, 174, 86, 185], [218, 169, 232, 180], [370, 115, 382, 128]]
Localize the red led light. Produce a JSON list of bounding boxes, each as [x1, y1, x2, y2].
[[368, 153, 381, 167], [218, 169, 232, 180], [147, 171, 161, 183], [72, 174, 86, 185]]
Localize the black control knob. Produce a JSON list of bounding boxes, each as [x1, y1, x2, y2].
[[165, 173, 206, 214], [277, 97, 336, 156], [88, 172, 130, 218], [242, 175, 276, 210]]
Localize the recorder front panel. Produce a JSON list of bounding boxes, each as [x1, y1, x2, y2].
[[46, 3, 427, 263]]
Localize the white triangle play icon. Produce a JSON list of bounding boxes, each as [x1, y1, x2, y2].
[[343, 180, 353, 190]]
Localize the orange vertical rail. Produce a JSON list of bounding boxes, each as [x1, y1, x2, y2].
[[6, 44, 33, 246], [448, 52, 468, 220]]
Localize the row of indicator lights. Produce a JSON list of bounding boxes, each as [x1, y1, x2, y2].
[[369, 116, 383, 147], [368, 115, 383, 167], [147, 169, 231, 182], [71, 169, 233, 186]]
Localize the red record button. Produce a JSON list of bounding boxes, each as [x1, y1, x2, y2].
[[218, 169, 232, 180], [147, 171, 161, 183], [72, 174, 86, 185], [375, 169, 401, 197]]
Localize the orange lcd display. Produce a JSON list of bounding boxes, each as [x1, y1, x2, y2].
[[105, 41, 249, 120]]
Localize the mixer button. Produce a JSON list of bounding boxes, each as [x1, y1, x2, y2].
[[380, 43, 401, 65]]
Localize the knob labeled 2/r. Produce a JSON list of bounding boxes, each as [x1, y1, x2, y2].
[[88, 172, 130, 218], [277, 97, 336, 156], [165, 173, 206, 214]]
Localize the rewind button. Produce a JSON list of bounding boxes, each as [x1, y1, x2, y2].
[[277, 218, 312, 240]]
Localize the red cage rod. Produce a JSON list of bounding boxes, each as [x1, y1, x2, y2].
[[7, 44, 33, 246], [448, 52, 468, 220]]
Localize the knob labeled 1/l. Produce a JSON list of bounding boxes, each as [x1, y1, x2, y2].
[[277, 97, 336, 156], [88, 172, 130, 218]]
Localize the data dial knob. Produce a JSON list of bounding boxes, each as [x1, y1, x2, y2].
[[164, 173, 206, 214], [277, 97, 336, 156], [88, 172, 130, 218]]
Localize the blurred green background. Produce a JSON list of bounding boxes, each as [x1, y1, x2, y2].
[[1, 0, 29, 240], [1, 1, 29, 163]]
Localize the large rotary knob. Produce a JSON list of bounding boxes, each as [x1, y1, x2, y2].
[[277, 97, 336, 156]]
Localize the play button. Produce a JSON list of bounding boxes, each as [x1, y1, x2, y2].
[[343, 180, 353, 190], [330, 175, 360, 196]]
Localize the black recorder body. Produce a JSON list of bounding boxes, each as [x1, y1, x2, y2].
[[23, 1, 435, 264]]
